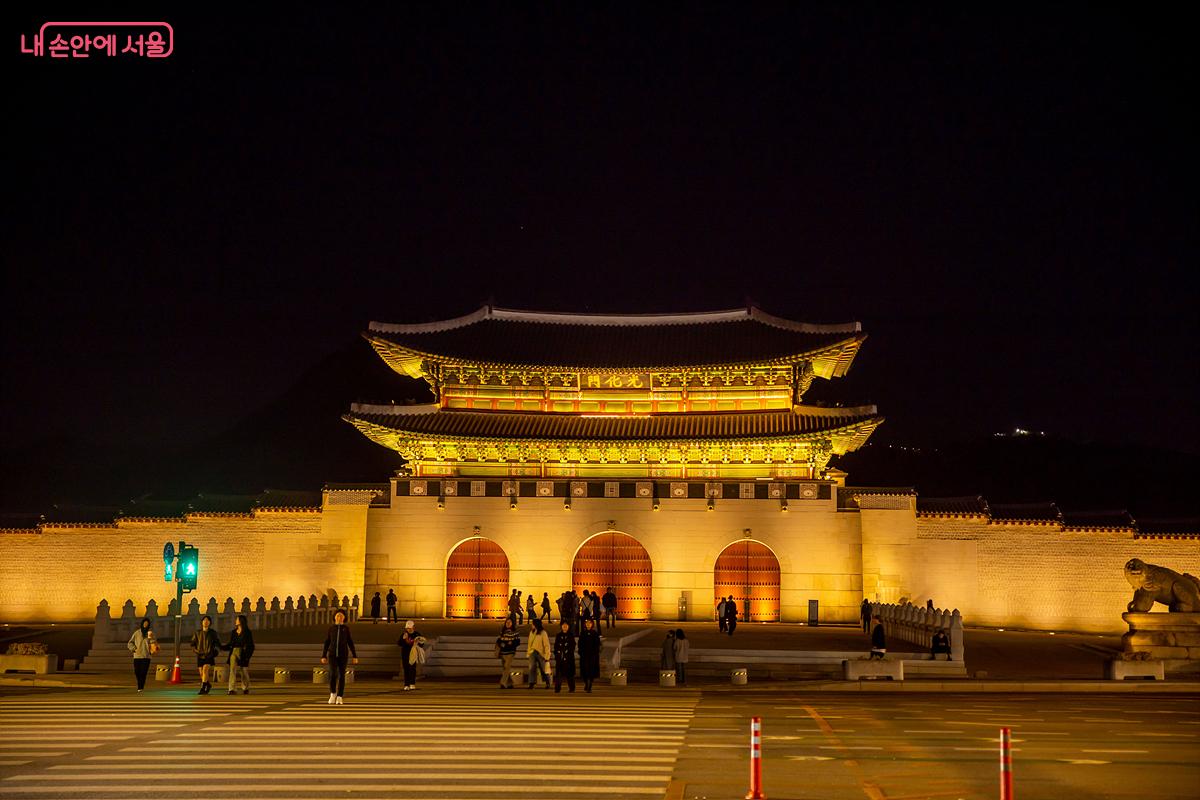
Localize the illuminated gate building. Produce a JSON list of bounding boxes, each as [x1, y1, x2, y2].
[[344, 306, 884, 622]]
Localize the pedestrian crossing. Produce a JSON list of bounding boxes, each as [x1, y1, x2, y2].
[[0, 691, 699, 799]]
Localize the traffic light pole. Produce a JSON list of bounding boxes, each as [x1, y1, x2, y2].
[[173, 539, 186, 664]]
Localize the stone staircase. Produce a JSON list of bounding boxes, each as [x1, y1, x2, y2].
[[619, 646, 968, 680]]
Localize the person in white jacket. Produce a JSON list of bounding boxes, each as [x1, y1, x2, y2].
[[126, 617, 156, 692], [526, 618, 551, 689]]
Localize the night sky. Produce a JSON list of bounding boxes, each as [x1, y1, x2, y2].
[[4, 6, 1195, 509]]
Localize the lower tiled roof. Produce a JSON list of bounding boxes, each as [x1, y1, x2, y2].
[[917, 495, 988, 516], [345, 403, 881, 442]]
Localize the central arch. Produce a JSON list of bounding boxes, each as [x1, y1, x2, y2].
[[572, 531, 653, 620], [714, 539, 781, 622], [445, 537, 509, 618]]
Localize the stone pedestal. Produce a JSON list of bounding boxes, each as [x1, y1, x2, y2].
[[731, 668, 748, 685], [609, 669, 628, 686], [0, 654, 57, 674], [844, 658, 904, 680], [1122, 612, 1200, 673], [1107, 659, 1165, 680], [274, 667, 291, 684], [659, 669, 676, 687]]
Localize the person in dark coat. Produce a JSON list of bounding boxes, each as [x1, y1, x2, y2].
[[717, 597, 727, 632], [496, 617, 520, 689], [540, 592, 552, 621], [602, 587, 617, 629], [321, 609, 358, 704], [370, 592, 382, 623], [398, 620, 426, 690], [660, 629, 677, 671], [577, 618, 601, 693], [673, 628, 689, 685], [860, 598, 872, 633], [553, 621, 576, 693], [869, 616, 887, 659], [189, 615, 221, 695], [221, 614, 255, 694], [725, 600, 738, 636], [931, 629, 952, 660], [385, 589, 398, 623]]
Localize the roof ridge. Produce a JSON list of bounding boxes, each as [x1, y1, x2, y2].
[[348, 403, 880, 419], [369, 305, 861, 333]]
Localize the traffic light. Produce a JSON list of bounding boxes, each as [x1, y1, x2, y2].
[[178, 546, 199, 591]]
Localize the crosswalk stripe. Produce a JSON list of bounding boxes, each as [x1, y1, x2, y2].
[[7, 774, 670, 783], [49, 763, 673, 771], [0, 788, 664, 796], [87, 753, 677, 761]]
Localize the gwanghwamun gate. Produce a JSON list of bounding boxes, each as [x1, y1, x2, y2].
[[2, 306, 1196, 633]]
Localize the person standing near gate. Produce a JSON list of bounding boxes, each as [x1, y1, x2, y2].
[[716, 597, 728, 633], [552, 621, 576, 693], [725, 600, 738, 636], [370, 592, 382, 623], [386, 588, 398, 623], [127, 617, 156, 693], [190, 615, 220, 695], [496, 617, 520, 689], [525, 592, 537, 625], [602, 587, 617, 629], [673, 629, 689, 685], [869, 615, 887, 660], [321, 608, 358, 704], [860, 598, 872, 633]]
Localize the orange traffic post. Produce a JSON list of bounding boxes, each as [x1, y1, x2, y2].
[[999, 726, 1014, 800], [168, 655, 182, 685], [746, 716, 766, 799]]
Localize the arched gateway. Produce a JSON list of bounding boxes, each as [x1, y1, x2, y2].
[[445, 537, 509, 618], [572, 532, 652, 620], [714, 540, 781, 622]]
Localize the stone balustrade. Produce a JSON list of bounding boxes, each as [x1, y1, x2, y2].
[[93, 591, 360, 646], [870, 602, 964, 661]]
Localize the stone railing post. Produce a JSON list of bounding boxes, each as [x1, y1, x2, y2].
[[351, 594, 360, 622], [255, 597, 267, 630], [185, 597, 201, 638], [284, 596, 295, 628], [950, 609, 964, 661], [119, 599, 137, 641], [269, 596, 281, 629], [222, 597, 236, 630], [205, 597, 219, 624], [94, 599, 113, 646], [145, 599, 160, 635]]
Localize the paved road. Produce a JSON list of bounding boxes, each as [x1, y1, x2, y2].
[[682, 690, 1200, 799], [1, 684, 1196, 799]]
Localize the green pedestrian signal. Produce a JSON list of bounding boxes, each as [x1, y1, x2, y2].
[[178, 546, 199, 591]]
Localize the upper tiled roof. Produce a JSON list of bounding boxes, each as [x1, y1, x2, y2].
[[346, 403, 881, 442], [1061, 509, 1135, 529], [367, 306, 864, 369], [917, 495, 988, 516], [988, 502, 1062, 522]]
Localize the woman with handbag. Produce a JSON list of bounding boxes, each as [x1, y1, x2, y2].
[[398, 620, 426, 691], [221, 614, 255, 695], [127, 617, 157, 693], [526, 618, 551, 689]]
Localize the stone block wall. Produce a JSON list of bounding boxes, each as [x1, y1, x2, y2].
[[364, 491, 864, 623], [0, 505, 367, 622]]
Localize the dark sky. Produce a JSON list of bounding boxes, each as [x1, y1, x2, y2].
[[5, 5, 1196, 463]]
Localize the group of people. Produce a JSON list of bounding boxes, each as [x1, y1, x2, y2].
[[858, 598, 952, 661], [658, 628, 690, 683], [368, 589, 399, 623], [495, 616, 604, 692], [503, 588, 619, 632], [127, 613, 257, 695], [715, 596, 740, 635]]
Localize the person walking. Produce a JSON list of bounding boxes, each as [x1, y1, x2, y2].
[[508, 590, 522, 623], [580, 590, 594, 623], [526, 619, 551, 689], [496, 617, 520, 689], [370, 592, 382, 623], [540, 592, 552, 621], [321, 608, 358, 704], [398, 620, 426, 691], [525, 593, 536, 625], [552, 621, 576, 693], [717, 597, 727, 633], [602, 587, 617, 629], [725, 600, 738, 636], [126, 617, 156, 693], [660, 629, 677, 676], [578, 617, 601, 693], [673, 628, 689, 685], [860, 598, 872, 633], [554, 592, 564, 624], [869, 615, 887, 660], [386, 589, 398, 623], [221, 614, 255, 695], [189, 615, 220, 695]]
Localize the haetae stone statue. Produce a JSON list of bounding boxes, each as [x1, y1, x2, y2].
[[1124, 559, 1200, 612]]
